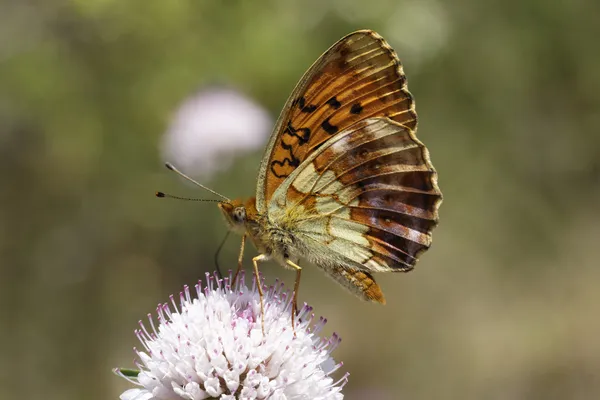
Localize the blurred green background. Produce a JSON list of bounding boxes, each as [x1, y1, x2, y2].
[[1, 1, 599, 399]]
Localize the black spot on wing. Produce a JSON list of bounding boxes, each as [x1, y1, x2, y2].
[[326, 96, 342, 109], [350, 103, 363, 114], [270, 139, 301, 178], [321, 117, 339, 135], [294, 96, 317, 113], [284, 121, 311, 144]]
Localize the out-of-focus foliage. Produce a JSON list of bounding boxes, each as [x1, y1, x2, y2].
[[1, 0, 599, 399]]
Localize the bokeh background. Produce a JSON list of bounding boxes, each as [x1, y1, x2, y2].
[[1, 1, 599, 399]]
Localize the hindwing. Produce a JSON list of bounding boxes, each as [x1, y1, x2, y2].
[[269, 118, 442, 272]]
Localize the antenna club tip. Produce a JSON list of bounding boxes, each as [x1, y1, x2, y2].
[[155, 191, 165, 198], [164, 162, 175, 171]]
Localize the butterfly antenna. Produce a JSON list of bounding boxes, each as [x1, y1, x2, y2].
[[164, 162, 231, 202], [214, 230, 231, 280], [155, 192, 222, 202]]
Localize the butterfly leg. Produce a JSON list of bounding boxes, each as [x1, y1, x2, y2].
[[285, 259, 302, 333], [232, 234, 246, 285], [252, 254, 267, 335]]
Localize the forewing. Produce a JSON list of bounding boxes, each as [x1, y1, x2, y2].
[[270, 118, 442, 272], [256, 30, 416, 212]]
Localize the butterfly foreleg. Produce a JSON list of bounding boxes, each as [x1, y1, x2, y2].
[[252, 253, 268, 335], [233, 234, 246, 285], [285, 259, 302, 333]]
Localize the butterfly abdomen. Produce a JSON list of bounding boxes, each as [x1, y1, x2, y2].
[[327, 266, 386, 304]]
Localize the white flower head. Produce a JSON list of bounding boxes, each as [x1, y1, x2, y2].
[[161, 87, 272, 178], [115, 271, 348, 400]]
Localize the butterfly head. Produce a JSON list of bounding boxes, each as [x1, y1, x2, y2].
[[218, 199, 249, 235]]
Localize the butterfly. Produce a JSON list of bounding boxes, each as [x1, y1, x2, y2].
[[163, 30, 442, 329]]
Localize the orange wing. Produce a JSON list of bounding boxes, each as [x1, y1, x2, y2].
[[256, 30, 416, 212]]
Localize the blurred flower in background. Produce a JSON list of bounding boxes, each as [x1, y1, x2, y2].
[[161, 87, 272, 178], [116, 271, 348, 400]]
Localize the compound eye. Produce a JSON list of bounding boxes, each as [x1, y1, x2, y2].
[[233, 207, 246, 223]]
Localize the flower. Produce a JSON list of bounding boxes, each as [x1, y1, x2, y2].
[[161, 87, 272, 178], [115, 271, 348, 400]]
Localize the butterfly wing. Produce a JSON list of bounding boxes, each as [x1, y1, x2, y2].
[[256, 30, 417, 213], [269, 117, 441, 273]]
